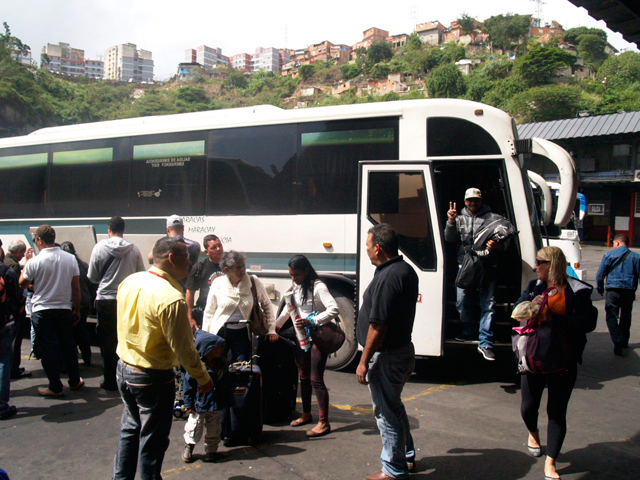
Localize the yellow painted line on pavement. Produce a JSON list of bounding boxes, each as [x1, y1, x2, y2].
[[295, 382, 461, 415], [162, 463, 202, 478]]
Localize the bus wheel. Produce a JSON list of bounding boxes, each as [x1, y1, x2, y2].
[[326, 294, 358, 371]]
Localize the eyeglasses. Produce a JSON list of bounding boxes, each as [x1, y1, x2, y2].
[[535, 259, 550, 266]]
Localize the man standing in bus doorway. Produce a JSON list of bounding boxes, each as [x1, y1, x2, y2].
[[445, 188, 506, 361], [185, 234, 224, 330], [596, 234, 640, 356], [357, 224, 419, 480], [88, 216, 145, 391], [148, 215, 201, 267]]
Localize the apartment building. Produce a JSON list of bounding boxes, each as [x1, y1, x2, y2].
[[251, 47, 281, 73], [416, 21, 445, 45], [185, 45, 229, 68], [42, 42, 85, 76], [231, 53, 251, 72], [353, 27, 390, 51], [13, 49, 33, 66], [386, 34, 408, 50], [85, 59, 104, 79], [529, 18, 564, 40], [104, 43, 154, 82], [442, 20, 488, 45]]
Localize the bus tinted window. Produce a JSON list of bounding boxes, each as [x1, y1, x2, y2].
[[427, 117, 500, 156], [0, 146, 49, 218], [208, 125, 296, 215], [131, 132, 207, 216], [298, 118, 399, 214], [367, 171, 436, 270], [50, 138, 129, 216]]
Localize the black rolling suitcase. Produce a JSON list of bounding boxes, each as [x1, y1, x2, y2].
[[257, 334, 298, 424], [222, 320, 263, 446]]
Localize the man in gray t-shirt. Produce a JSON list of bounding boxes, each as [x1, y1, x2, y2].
[[19, 225, 84, 397]]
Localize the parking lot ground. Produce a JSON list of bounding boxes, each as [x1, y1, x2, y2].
[[1, 245, 639, 480]]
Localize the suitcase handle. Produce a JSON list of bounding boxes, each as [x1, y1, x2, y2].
[[224, 320, 254, 369]]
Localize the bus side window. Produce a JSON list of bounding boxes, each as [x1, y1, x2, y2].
[[427, 117, 500, 157], [0, 145, 49, 218], [367, 171, 436, 270]]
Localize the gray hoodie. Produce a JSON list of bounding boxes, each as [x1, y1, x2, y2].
[[88, 237, 146, 300]]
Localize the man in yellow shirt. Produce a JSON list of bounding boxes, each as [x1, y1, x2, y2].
[[112, 237, 213, 480]]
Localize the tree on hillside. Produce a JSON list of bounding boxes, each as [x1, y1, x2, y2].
[[515, 43, 576, 86], [298, 64, 314, 80], [594, 82, 640, 114], [340, 63, 360, 79], [0, 23, 30, 61], [426, 63, 466, 98], [481, 77, 527, 110], [456, 13, 478, 36], [563, 27, 608, 70], [596, 51, 640, 89], [482, 14, 530, 53], [406, 32, 423, 51], [367, 41, 393, 66], [441, 42, 466, 63], [508, 84, 583, 123], [562, 27, 607, 45], [225, 68, 248, 89], [475, 58, 513, 80], [371, 62, 390, 79]]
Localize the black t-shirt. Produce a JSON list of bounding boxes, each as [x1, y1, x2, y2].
[[357, 256, 419, 350], [185, 259, 224, 309]]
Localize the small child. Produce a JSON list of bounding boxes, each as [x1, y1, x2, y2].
[[182, 329, 227, 463]]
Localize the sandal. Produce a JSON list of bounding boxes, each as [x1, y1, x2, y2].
[[306, 423, 331, 438]]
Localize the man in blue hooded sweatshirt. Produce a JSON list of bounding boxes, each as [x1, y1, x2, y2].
[[181, 329, 227, 463]]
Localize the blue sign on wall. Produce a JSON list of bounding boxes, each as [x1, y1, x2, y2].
[[588, 203, 605, 215]]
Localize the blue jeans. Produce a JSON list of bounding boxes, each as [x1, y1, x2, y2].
[[113, 360, 175, 480], [367, 343, 416, 479], [0, 323, 16, 413], [456, 281, 496, 348], [31, 309, 81, 393]]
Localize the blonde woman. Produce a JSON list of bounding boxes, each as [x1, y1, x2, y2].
[[514, 246, 597, 480]]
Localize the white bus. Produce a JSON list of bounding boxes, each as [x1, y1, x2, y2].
[[0, 99, 577, 369]]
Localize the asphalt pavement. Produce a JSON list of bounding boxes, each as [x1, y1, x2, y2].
[[1, 245, 639, 480]]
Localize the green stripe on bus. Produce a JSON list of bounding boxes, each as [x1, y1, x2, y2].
[[53, 148, 113, 165], [0, 153, 48, 169], [245, 253, 356, 272], [301, 128, 394, 147], [133, 140, 205, 160]]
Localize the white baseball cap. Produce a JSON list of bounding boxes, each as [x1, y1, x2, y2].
[[166, 214, 184, 227], [464, 188, 482, 200]]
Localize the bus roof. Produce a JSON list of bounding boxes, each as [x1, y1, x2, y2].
[[0, 99, 514, 148]]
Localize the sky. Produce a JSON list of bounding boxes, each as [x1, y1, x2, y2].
[[4, 0, 639, 81]]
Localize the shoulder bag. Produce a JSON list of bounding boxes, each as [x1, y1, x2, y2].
[[249, 276, 270, 336], [512, 287, 568, 375], [308, 288, 346, 355]]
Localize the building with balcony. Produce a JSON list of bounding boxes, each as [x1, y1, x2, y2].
[[251, 47, 281, 73], [231, 53, 251, 72], [185, 45, 229, 68], [42, 42, 85, 76], [104, 43, 154, 82]]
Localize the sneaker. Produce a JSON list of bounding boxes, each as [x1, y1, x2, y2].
[[38, 387, 63, 397], [477, 346, 496, 361], [203, 451, 221, 463], [182, 444, 195, 463], [70, 378, 85, 391], [0, 405, 17, 420]]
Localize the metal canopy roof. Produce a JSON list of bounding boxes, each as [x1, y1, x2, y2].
[[567, 0, 640, 48], [517, 111, 640, 140]]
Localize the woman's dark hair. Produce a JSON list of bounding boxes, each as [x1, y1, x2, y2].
[[288, 254, 319, 303], [60, 241, 83, 263]]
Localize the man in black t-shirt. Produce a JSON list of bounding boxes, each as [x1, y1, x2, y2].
[[356, 224, 418, 480], [185, 234, 224, 330]]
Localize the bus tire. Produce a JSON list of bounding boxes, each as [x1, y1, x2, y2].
[[326, 294, 358, 371]]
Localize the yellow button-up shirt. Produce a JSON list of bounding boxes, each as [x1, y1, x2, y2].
[[116, 266, 210, 385]]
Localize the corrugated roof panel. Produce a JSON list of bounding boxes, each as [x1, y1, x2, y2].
[[573, 116, 595, 137], [582, 115, 604, 137], [518, 123, 535, 138], [563, 118, 583, 138], [609, 113, 627, 134], [597, 114, 618, 136], [545, 120, 565, 139], [616, 112, 635, 133], [620, 111, 640, 133], [626, 112, 640, 133]]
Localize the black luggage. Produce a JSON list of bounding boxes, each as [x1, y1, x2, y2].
[[222, 362, 263, 446], [257, 335, 298, 424], [221, 320, 263, 446]]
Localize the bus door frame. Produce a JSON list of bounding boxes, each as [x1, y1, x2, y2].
[[357, 161, 445, 357]]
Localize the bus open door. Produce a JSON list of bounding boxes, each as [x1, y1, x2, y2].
[[357, 161, 445, 356]]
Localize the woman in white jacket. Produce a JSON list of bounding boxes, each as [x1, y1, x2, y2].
[[202, 251, 277, 362], [276, 255, 339, 438]]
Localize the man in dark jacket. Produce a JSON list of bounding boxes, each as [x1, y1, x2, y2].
[[444, 188, 507, 361], [596, 234, 640, 356], [0, 250, 22, 420]]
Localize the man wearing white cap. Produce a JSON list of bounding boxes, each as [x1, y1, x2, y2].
[[148, 215, 201, 267], [445, 188, 507, 361]]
